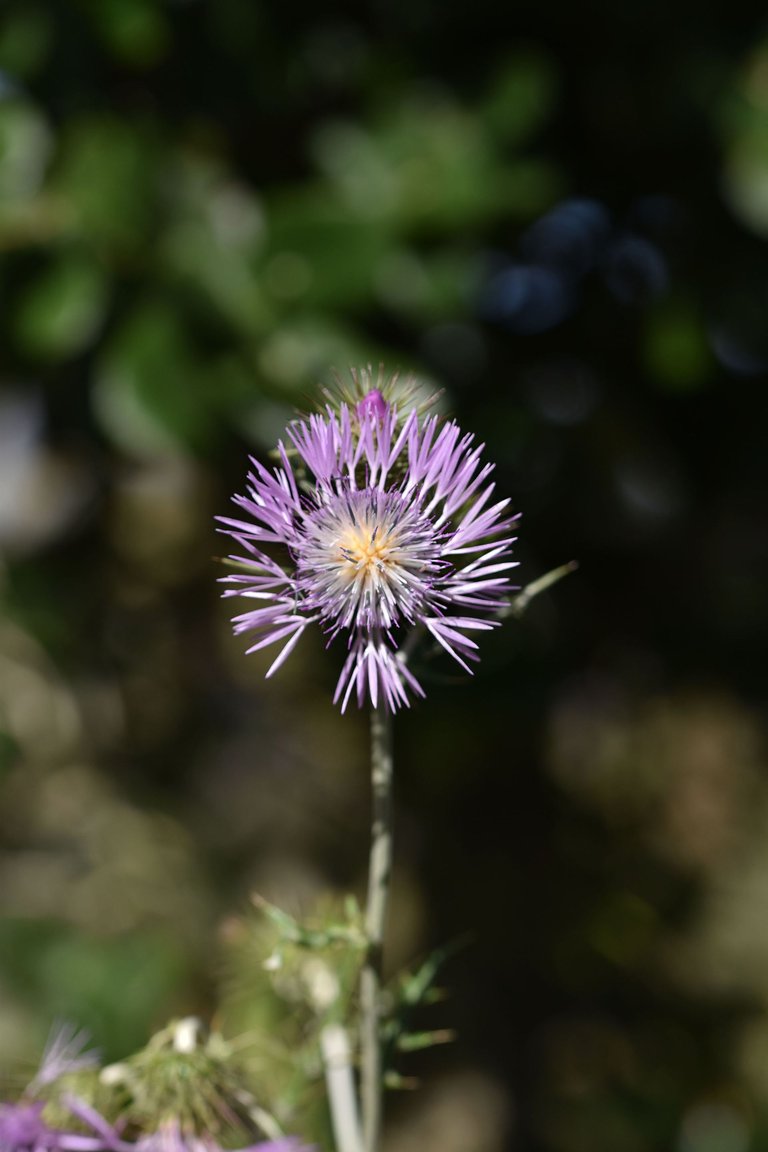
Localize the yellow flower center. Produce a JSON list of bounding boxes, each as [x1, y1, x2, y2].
[[337, 521, 399, 584]]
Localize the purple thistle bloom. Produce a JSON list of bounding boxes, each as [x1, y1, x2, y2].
[[219, 388, 518, 711], [1, 1025, 120, 1152], [0, 1101, 53, 1152], [0, 1106, 310, 1152], [0, 1099, 128, 1152], [0, 1023, 310, 1152]]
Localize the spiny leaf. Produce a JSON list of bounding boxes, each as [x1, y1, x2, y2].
[[396, 1029, 455, 1053], [383, 1071, 419, 1091], [252, 894, 366, 951], [396, 936, 467, 1007]]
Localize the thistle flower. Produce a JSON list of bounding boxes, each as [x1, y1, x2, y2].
[[0, 1105, 308, 1152], [219, 381, 518, 711], [319, 365, 441, 429], [0, 1024, 115, 1152], [1, 1024, 311, 1152], [0, 1101, 57, 1152], [0, 1098, 126, 1152]]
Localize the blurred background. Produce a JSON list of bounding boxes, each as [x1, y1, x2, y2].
[[1, 1, 768, 1149]]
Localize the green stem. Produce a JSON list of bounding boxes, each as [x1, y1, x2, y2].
[[360, 705, 394, 1152]]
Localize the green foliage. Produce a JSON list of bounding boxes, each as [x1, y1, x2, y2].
[[14, 249, 108, 360], [0, 921, 188, 1060], [81, 0, 170, 68], [644, 298, 713, 391], [482, 52, 558, 146], [53, 117, 160, 252], [0, 100, 51, 203], [381, 941, 460, 1088], [0, 6, 52, 80], [95, 300, 215, 455]]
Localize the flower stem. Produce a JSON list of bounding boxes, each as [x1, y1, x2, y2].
[[321, 1023, 363, 1152], [360, 705, 394, 1152]]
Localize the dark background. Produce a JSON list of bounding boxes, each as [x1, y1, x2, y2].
[[1, 2, 768, 1150]]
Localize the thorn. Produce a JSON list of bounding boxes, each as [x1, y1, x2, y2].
[[507, 560, 579, 618]]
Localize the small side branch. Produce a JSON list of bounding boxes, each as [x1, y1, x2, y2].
[[507, 560, 579, 618]]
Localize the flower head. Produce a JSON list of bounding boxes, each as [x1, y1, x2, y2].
[[0, 1024, 113, 1152], [219, 384, 518, 711], [320, 365, 440, 428], [0, 1023, 312, 1152]]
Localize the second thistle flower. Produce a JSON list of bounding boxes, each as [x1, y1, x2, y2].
[[219, 377, 518, 711]]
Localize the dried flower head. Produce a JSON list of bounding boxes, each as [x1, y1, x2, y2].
[[0, 1023, 311, 1152], [219, 378, 518, 711]]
